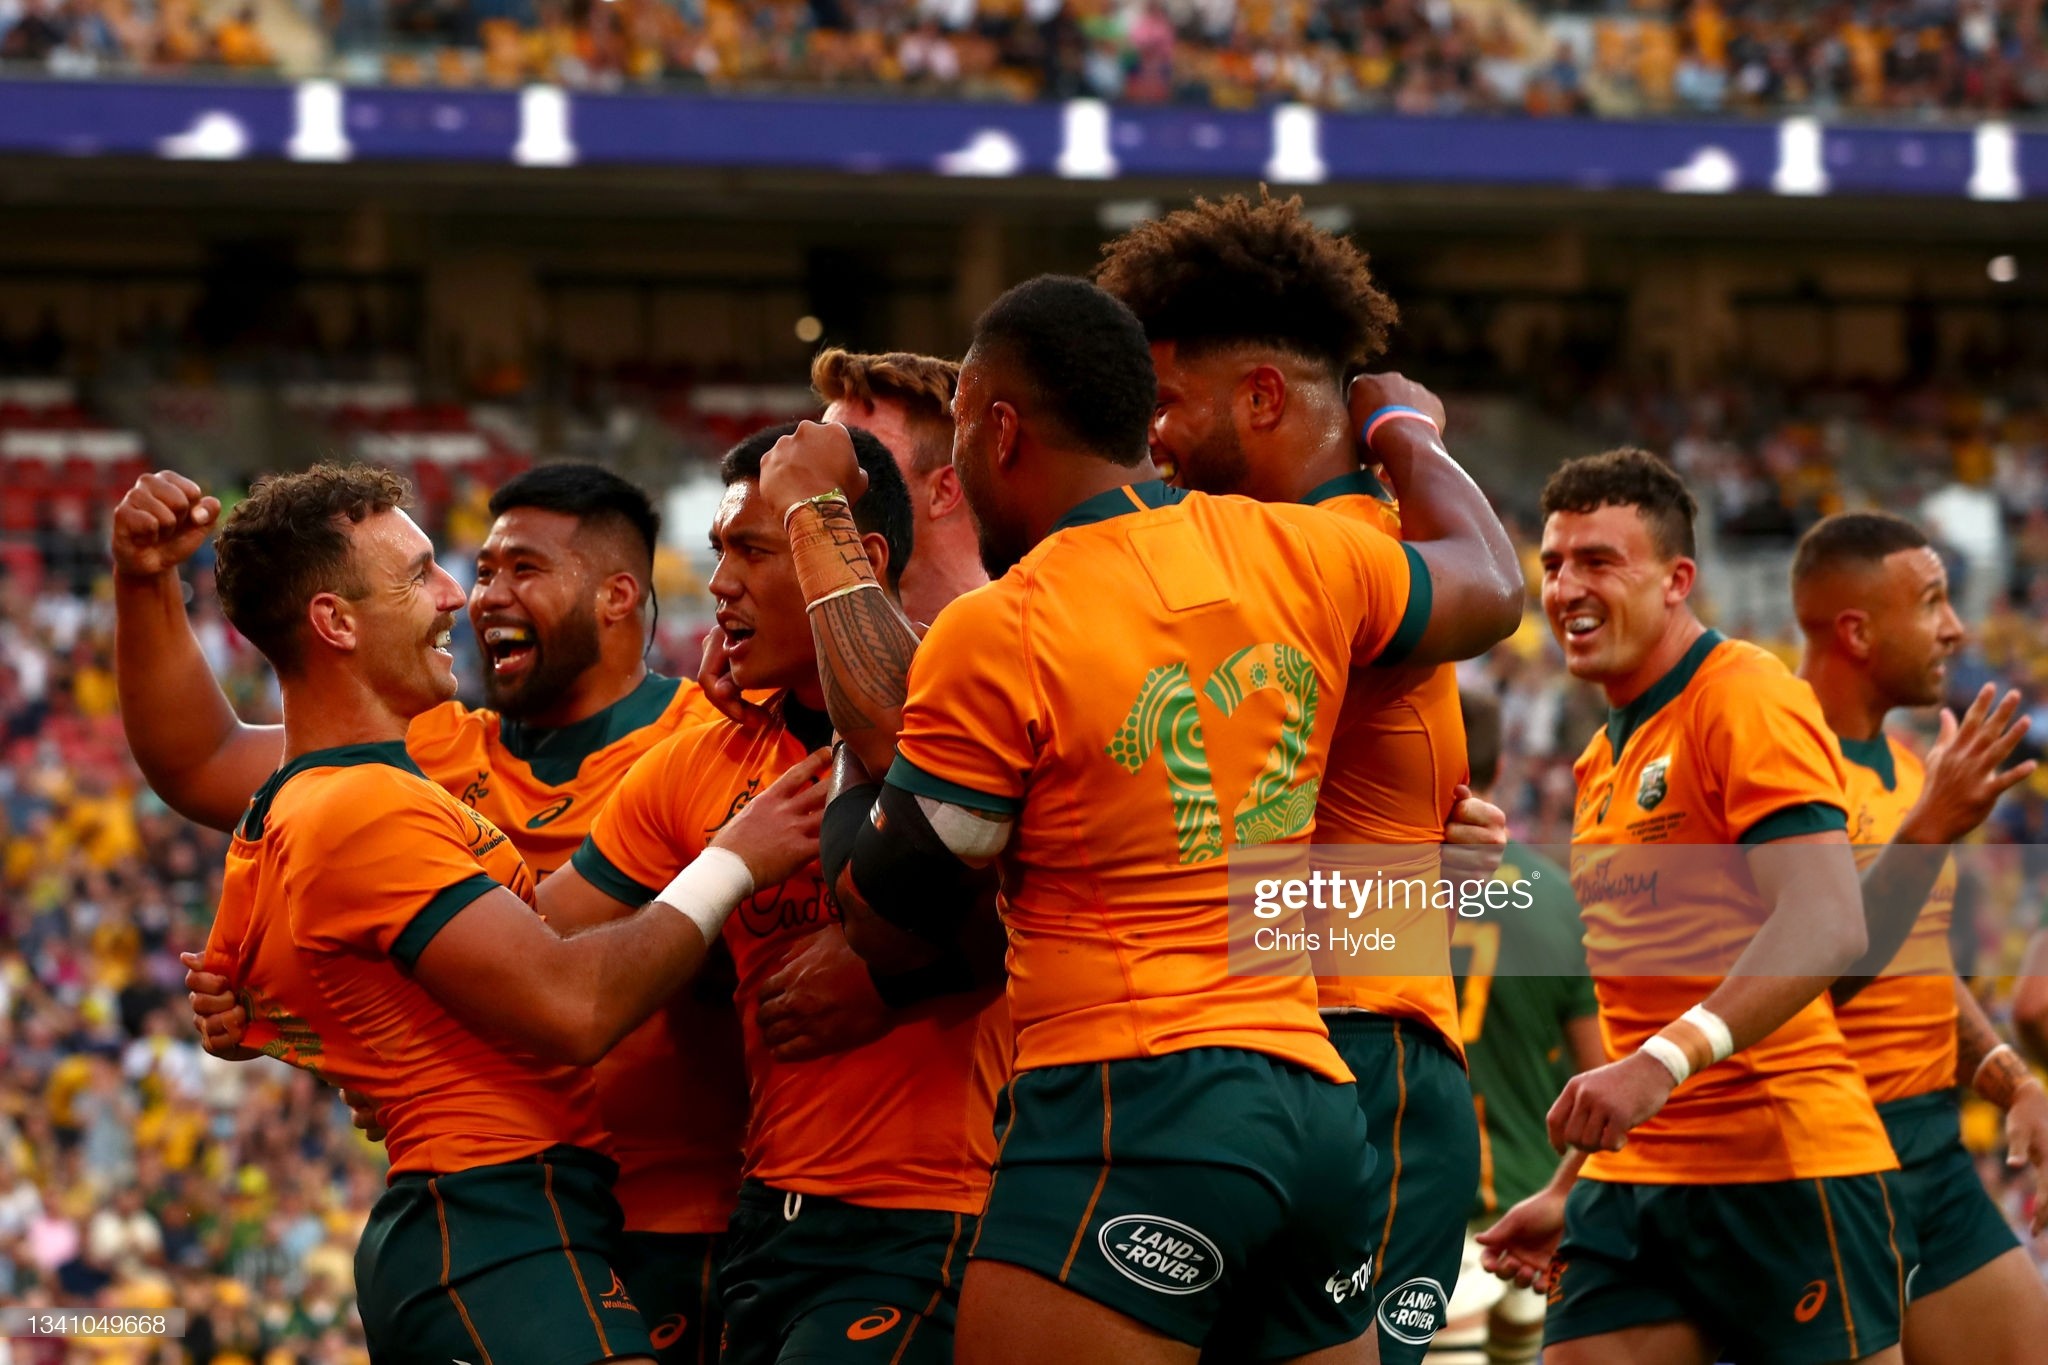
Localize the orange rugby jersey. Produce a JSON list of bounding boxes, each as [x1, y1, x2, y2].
[[890, 481, 1425, 1085], [1832, 734, 1959, 1106], [408, 672, 745, 1235], [573, 697, 1008, 1215], [1571, 630, 1896, 1184], [1303, 472, 1467, 1061], [207, 742, 605, 1177]]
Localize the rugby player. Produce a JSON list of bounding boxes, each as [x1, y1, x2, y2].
[[1792, 511, 2048, 1363], [1433, 690, 1602, 1365], [1481, 449, 1903, 1365], [1096, 193, 1485, 1361], [813, 348, 984, 625], [114, 463, 750, 1365], [760, 275, 1524, 1364], [542, 423, 1009, 1365], [191, 464, 824, 1363]]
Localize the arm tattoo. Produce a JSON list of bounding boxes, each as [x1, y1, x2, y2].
[[812, 588, 917, 735], [785, 498, 921, 755]]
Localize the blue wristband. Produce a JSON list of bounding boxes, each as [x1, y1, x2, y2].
[[1361, 404, 1440, 452]]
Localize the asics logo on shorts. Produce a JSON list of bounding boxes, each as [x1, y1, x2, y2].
[[1793, 1280, 1829, 1323], [1376, 1277, 1449, 1345], [846, 1307, 903, 1341], [1097, 1215, 1223, 1295], [650, 1315, 688, 1350]]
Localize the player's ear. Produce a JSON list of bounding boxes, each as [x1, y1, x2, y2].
[[926, 464, 965, 519], [1242, 365, 1287, 433], [595, 570, 640, 628], [859, 530, 891, 586], [991, 401, 1020, 472], [1835, 608, 1874, 661], [306, 591, 357, 655], [1664, 556, 1696, 605]]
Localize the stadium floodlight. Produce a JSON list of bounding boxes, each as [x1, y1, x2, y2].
[[1970, 123, 2022, 201], [1772, 116, 1829, 196]]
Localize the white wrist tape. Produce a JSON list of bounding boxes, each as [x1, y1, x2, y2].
[[1639, 1035, 1692, 1086], [656, 846, 755, 943], [1681, 1005, 1736, 1064]]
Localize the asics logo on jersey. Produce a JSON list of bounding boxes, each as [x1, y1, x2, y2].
[[526, 794, 574, 829], [649, 1314, 688, 1349], [1793, 1279, 1828, 1323], [1376, 1276, 1449, 1345], [1098, 1215, 1223, 1295], [846, 1307, 902, 1341]]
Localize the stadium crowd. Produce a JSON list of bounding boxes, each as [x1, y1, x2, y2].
[[2, 0, 2044, 117]]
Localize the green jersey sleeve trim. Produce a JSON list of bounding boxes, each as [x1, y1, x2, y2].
[[392, 872, 498, 969], [1375, 542, 1433, 668], [886, 756, 1024, 817], [1739, 801, 1849, 846], [569, 837, 662, 908]]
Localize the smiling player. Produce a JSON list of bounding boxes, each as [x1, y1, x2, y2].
[[112, 462, 746, 1365]]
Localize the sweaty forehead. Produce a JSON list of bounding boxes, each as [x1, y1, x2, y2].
[[484, 506, 583, 556], [356, 507, 432, 571], [712, 479, 777, 540], [1885, 545, 1947, 591], [1541, 503, 1657, 557]]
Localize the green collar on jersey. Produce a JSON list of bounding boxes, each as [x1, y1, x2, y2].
[[499, 671, 682, 786], [1603, 628, 1725, 760], [1048, 479, 1184, 535], [1301, 469, 1392, 506], [1837, 733, 1898, 792], [239, 740, 423, 840]]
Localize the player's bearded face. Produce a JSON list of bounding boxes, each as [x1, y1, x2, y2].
[[1147, 342, 1251, 495], [708, 480, 816, 692], [1540, 505, 1684, 684], [950, 365, 1030, 577], [1867, 546, 1962, 707], [471, 510, 604, 721]]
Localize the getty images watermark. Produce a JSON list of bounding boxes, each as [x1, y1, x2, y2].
[[1226, 842, 2034, 980]]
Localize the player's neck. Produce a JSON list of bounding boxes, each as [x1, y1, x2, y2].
[[1031, 453, 1162, 546], [277, 673, 414, 760], [1800, 651, 1889, 743], [1601, 614, 1708, 709], [898, 520, 988, 625], [514, 654, 650, 730], [1253, 417, 1356, 504]]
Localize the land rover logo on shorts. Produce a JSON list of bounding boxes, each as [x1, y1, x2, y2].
[[1097, 1215, 1222, 1295], [1636, 757, 1671, 810], [1376, 1277, 1449, 1345]]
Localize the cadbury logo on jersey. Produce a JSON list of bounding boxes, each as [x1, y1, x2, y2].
[[1097, 1215, 1223, 1295], [526, 795, 574, 829], [1636, 757, 1671, 811]]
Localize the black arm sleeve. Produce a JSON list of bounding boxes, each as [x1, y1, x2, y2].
[[821, 781, 993, 946]]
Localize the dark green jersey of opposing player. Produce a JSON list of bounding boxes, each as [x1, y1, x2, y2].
[[1452, 840, 1597, 1218]]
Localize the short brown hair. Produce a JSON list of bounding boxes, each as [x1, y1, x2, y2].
[[810, 348, 960, 475], [1790, 512, 1930, 593], [1093, 189, 1399, 379], [1539, 448, 1698, 562], [214, 463, 412, 674]]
